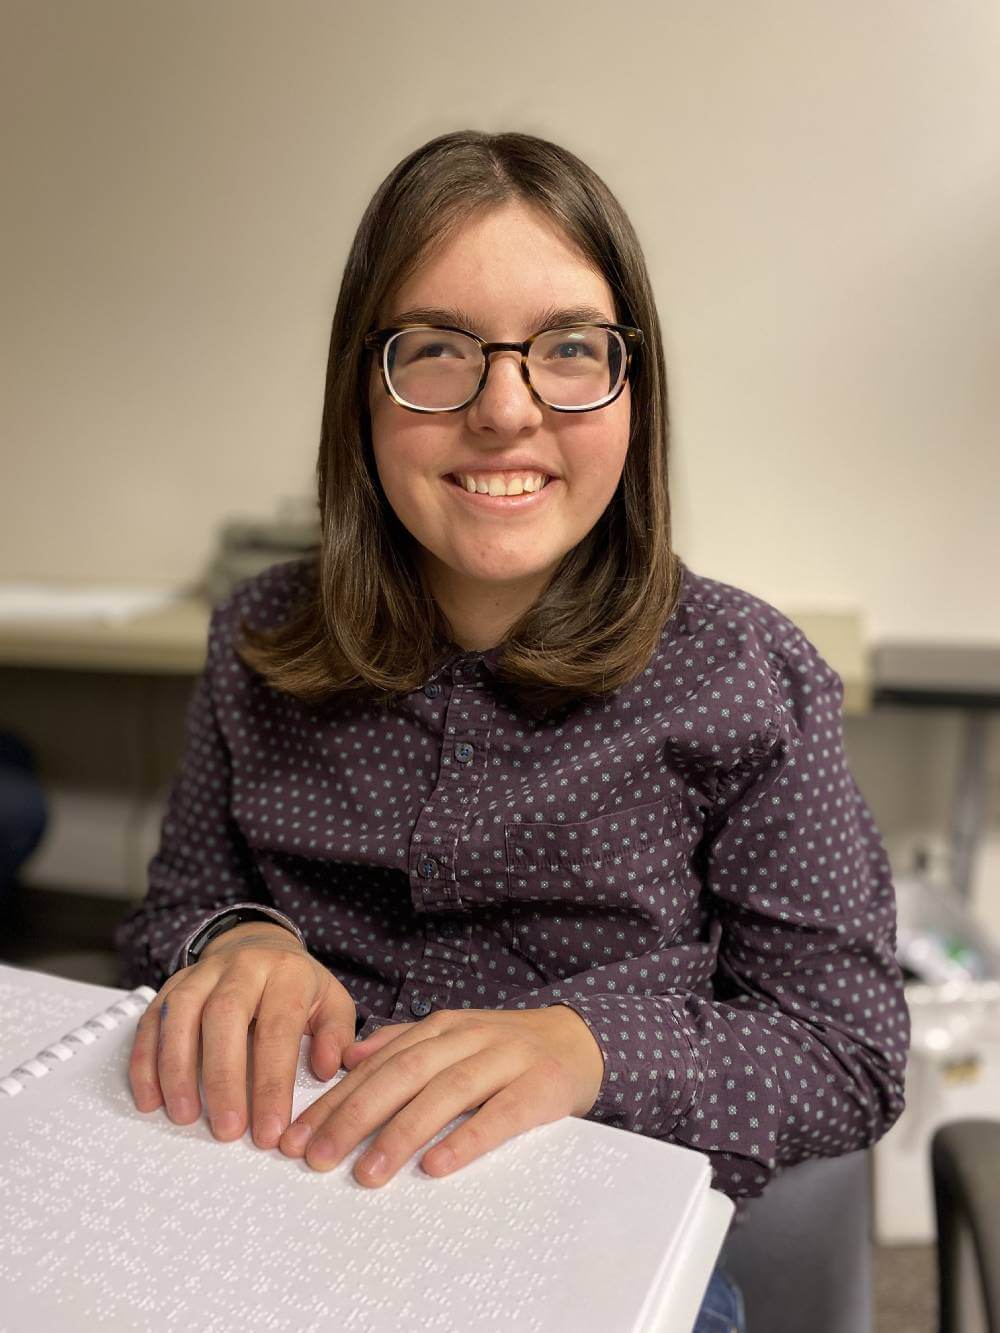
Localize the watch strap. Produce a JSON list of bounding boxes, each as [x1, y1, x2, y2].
[[181, 905, 305, 969]]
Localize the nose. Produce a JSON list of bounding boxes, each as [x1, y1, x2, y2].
[[465, 349, 543, 436]]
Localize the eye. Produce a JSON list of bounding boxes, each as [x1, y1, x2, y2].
[[413, 341, 458, 360], [551, 339, 595, 360], [393, 330, 473, 366]]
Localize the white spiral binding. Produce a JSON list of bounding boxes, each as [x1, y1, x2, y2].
[[0, 985, 157, 1099]]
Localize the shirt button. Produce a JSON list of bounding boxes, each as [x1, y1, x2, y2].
[[439, 921, 459, 939], [410, 995, 434, 1018], [419, 857, 437, 879], [455, 742, 474, 763], [423, 682, 441, 699]]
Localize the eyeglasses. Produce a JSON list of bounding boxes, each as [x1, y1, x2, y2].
[[364, 322, 643, 413]]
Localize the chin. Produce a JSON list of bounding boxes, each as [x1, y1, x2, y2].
[[456, 553, 560, 583]]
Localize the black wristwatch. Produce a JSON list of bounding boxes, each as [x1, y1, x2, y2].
[[183, 907, 305, 968]]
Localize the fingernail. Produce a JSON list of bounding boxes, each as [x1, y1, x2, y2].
[[357, 1148, 386, 1178], [307, 1137, 338, 1168], [430, 1146, 455, 1172], [254, 1113, 283, 1147], [172, 1095, 198, 1122], [282, 1122, 313, 1152], [211, 1110, 241, 1138]]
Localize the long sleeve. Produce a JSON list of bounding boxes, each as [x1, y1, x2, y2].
[[499, 637, 910, 1203], [113, 602, 295, 991]]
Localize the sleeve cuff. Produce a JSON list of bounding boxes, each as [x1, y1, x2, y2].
[[552, 994, 703, 1136]]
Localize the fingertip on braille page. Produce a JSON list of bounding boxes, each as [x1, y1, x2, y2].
[[211, 1110, 242, 1138], [426, 1145, 456, 1173], [282, 1123, 313, 1153], [357, 1148, 387, 1178], [171, 1095, 199, 1123], [254, 1114, 283, 1147]]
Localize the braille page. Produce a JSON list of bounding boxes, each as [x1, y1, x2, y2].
[[0, 971, 714, 1333], [0, 963, 131, 1074]]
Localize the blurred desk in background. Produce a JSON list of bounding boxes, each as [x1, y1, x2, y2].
[[0, 595, 211, 674], [0, 596, 871, 702], [0, 597, 870, 902], [0, 595, 211, 902]]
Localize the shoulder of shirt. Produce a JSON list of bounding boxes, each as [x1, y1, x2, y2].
[[672, 559, 841, 691], [205, 556, 317, 655]]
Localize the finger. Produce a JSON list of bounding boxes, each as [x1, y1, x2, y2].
[[152, 975, 218, 1126], [304, 977, 360, 1082], [343, 1050, 554, 1188], [418, 1067, 564, 1181], [128, 970, 197, 1111], [281, 1019, 443, 1153], [342, 1022, 414, 1067], [246, 970, 313, 1148], [128, 989, 172, 1111], [199, 979, 257, 1139], [299, 1026, 510, 1181]]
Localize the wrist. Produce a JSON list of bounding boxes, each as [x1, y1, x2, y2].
[[201, 920, 303, 960]]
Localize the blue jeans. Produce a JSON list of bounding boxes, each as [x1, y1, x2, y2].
[[692, 1264, 746, 1332]]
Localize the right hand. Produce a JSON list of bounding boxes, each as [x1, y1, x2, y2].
[[127, 921, 357, 1150]]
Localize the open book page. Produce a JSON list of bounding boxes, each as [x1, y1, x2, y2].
[[0, 965, 714, 1333], [0, 963, 130, 1073]]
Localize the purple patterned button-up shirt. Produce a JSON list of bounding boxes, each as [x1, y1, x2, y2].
[[114, 557, 909, 1204]]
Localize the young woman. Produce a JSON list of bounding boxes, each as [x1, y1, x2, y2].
[[117, 130, 910, 1330]]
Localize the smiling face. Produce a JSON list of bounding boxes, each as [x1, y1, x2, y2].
[[368, 200, 632, 650]]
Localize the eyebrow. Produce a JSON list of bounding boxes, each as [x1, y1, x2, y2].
[[387, 304, 614, 336]]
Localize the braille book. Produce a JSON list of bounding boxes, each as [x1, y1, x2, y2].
[[0, 962, 732, 1332]]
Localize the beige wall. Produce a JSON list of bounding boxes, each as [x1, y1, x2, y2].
[[3, 0, 998, 642]]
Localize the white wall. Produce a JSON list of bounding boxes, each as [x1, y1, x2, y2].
[[3, 0, 998, 642], [3, 1, 1000, 916]]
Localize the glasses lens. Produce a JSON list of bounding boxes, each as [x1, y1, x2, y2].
[[527, 326, 626, 409], [385, 329, 482, 409]]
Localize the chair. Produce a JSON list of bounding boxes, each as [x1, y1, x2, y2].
[[932, 1119, 1000, 1333], [718, 1150, 874, 1333]]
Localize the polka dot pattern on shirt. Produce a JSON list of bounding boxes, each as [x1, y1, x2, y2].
[[114, 557, 910, 1204]]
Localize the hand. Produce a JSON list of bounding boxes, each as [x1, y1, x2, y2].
[[127, 922, 357, 1150], [276, 1004, 605, 1187]]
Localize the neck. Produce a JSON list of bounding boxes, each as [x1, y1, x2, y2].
[[422, 557, 550, 651]]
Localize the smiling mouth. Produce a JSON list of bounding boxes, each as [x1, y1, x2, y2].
[[446, 474, 554, 496]]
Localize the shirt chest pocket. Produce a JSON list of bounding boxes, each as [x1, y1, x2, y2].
[[504, 799, 683, 903], [503, 799, 686, 981]]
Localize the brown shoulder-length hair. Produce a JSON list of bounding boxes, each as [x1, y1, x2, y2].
[[239, 130, 682, 721]]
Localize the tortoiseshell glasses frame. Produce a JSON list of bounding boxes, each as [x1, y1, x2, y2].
[[363, 322, 644, 414]]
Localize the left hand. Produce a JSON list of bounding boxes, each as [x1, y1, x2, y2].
[[276, 1004, 605, 1187]]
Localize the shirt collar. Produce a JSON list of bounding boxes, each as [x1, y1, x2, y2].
[[424, 642, 503, 688]]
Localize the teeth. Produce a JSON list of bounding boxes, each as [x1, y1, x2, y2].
[[453, 472, 550, 496]]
